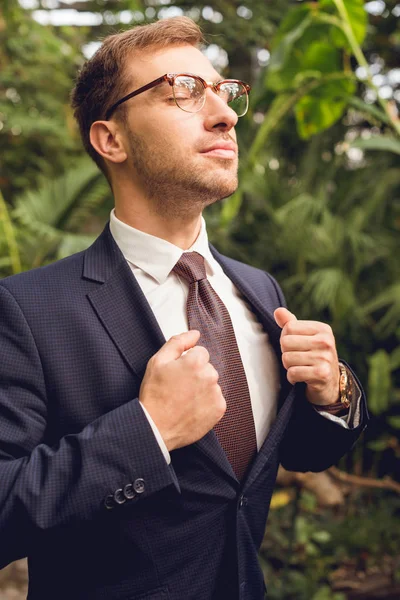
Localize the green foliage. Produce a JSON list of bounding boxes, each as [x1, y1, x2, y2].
[[263, 0, 395, 140], [261, 489, 400, 599], [367, 350, 393, 415], [351, 135, 400, 155], [0, 158, 112, 276], [0, 7, 84, 202]]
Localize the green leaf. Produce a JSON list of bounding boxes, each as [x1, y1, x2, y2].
[[351, 136, 400, 156], [0, 257, 12, 268], [321, 0, 368, 47], [270, 5, 312, 49], [360, 283, 400, 336], [389, 347, 400, 371], [295, 77, 356, 139], [347, 97, 390, 125], [312, 586, 330, 600], [367, 438, 390, 451], [295, 516, 310, 544], [387, 416, 400, 429], [305, 541, 319, 556], [367, 350, 392, 415], [220, 190, 243, 227], [300, 41, 342, 74], [269, 12, 314, 73], [301, 267, 355, 320], [311, 530, 331, 544], [267, 29, 342, 92]]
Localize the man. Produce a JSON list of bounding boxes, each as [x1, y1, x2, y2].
[[0, 16, 367, 600]]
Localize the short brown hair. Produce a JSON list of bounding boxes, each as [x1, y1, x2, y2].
[[71, 17, 204, 176]]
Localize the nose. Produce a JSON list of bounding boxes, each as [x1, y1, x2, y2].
[[202, 88, 238, 132]]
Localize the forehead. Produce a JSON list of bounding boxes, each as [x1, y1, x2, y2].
[[124, 44, 222, 87]]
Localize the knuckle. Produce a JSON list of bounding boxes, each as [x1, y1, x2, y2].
[[210, 367, 219, 383], [198, 345, 210, 362], [285, 322, 296, 335], [188, 345, 209, 364], [286, 368, 296, 384], [216, 392, 227, 418], [319, 333, 334, 351], [316, 363, 330, 381], [149, 355, 159, 369], [280, 337, 289, 352]]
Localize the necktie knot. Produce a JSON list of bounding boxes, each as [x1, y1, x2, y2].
[[173, 252, 207, 284]]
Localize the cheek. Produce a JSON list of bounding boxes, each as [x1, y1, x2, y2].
[[127, 109, 200, 155]]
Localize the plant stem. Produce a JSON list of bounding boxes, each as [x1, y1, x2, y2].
[[0, 189, 22, 275], [333, 0, 400, 136]]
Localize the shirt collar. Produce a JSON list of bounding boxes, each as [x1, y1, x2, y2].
[[109, 209, 215, 284]]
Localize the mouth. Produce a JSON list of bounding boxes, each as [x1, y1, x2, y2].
[[200, 142, 238, 159], [201, 148, 237, 159]]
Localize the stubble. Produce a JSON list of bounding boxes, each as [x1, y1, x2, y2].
[[127, 130, 238, 219]]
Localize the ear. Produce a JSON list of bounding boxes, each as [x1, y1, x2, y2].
[[90, 120, 128, 164]]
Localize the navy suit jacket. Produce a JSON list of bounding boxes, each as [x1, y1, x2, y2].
[[0, 224, 368, 600]]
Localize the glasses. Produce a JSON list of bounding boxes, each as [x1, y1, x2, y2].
[[105, 73, 251, 120]]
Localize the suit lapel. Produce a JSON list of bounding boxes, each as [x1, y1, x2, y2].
[[83, 226, 237, 483], [83, 225, 166, 381], [209, 245, 282, 355]]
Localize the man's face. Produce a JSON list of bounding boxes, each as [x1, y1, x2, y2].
[[117, 44, 240, 217]]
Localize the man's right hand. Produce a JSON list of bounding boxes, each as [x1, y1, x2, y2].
[[139, 330, 226, 451]]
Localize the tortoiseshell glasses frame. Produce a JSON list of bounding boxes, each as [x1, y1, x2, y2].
[[104, 73, 251, 120]]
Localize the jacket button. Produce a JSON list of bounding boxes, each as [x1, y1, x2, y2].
[[133, 478, 145, 494], [124, 483, 136, 500], [114, 488, 126, 505], [104, 494, 114, 510], [239, 495, 248, 508]]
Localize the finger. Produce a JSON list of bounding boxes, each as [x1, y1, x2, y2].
[[157, 330, 201, 364], [281, 320, 332, 337], [181, 344, 210, 366], [286, 364, 332, 386], [274, 307, 297, 329], [202, 361, 219, 383], [280, 335, 314, 352], [281, 333, 336, 352], [282, 351, 316, 370]]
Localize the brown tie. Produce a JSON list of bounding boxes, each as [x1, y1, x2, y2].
[[173, 252, 257, 480]]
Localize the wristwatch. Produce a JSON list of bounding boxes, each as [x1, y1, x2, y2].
[[312, 362, 352, 416]]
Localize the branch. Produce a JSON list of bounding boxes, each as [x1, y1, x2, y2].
[[328, 466, 400, 495], [332, 0, 400, 137]]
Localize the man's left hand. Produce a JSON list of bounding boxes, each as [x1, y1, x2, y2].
[[274, 307, 340, 406]]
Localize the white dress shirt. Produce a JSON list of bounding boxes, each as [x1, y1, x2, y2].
[[110, 210, 359, 464]]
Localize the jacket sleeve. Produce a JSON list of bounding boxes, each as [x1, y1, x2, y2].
[[0, 284, 179, 569], [264, 273, 369, 472], [279, 377, 368, 472]]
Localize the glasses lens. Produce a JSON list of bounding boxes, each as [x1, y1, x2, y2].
[[173, 76, 205, 113], [219, 82, 248, 117]]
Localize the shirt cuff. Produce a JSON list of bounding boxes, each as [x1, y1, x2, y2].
[[314, 374, 362, 430], [139, 402, 171, 465]]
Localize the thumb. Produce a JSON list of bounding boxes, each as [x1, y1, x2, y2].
[[156, 330, 201, 364], [274, 307, 297, 329]]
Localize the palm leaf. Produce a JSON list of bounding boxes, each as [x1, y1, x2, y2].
[[12, 158, 111, 267]]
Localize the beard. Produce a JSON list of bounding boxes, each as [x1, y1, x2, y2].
[[126, 130, 238, 219]]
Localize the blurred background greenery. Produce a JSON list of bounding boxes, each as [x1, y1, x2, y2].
[[0, 1, 399, 598]]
